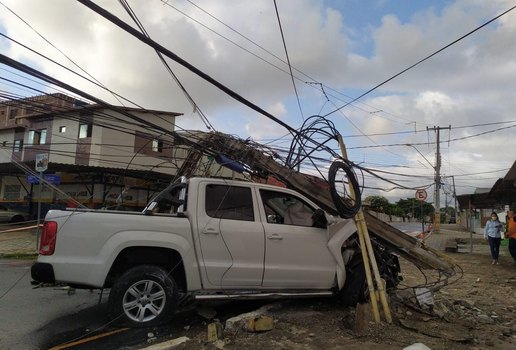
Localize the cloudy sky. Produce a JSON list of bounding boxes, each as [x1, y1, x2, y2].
[[1, 0, 516, 206]]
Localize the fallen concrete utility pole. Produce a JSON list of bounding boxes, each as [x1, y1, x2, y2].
[[175, 131, 456, 276]]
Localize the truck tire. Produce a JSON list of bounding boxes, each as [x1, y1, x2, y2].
[[10, 215, 25, 223], [109, 265, 178, 327], [340, 256, 367, 306]]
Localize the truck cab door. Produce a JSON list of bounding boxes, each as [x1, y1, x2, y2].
[[195, 181, 265, 288], [258, 189, 336, 289]]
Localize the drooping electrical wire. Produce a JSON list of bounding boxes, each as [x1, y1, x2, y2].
[[0, 0, 127, 106], [166, 0, 417, 127], [273, 0, 303, 121], [118, 0, 214, 131], [77, 0, 299, 137]]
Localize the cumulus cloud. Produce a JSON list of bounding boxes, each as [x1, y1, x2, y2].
[[1, 0, 516, 199]]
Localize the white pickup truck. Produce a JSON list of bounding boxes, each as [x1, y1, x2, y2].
[[31, 177, 400, 327]]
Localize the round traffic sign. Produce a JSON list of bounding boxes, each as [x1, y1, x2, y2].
[[415, 189, 427, 201]]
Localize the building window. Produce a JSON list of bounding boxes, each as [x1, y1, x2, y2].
[[27, 129, 47, 145], [59, 126, 66, 133], [13, 139, 23, 152], [28, 131, 35, 145], [3, 185, 21, 200], [9, 108, 18, 119], [79, 123, 92, 138], [40, 129, 47, 144], [152, 139, 163, 153]]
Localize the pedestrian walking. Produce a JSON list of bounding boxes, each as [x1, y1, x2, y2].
[[484, 212, 503, 265], [506, 211, 516, 262]]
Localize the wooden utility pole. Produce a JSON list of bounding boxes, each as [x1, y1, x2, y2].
[[427, 126, 451, 233]]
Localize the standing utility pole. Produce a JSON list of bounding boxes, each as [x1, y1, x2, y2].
[[427, 125, 451, 233], [452, 175, 458, 220]]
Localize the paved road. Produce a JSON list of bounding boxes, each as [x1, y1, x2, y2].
[[0, 259, 106, 349], [0, 259, 261, 349], [390, 221, 426, 237]]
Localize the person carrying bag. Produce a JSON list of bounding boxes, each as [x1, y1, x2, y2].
[[484, 212, 503, 265]]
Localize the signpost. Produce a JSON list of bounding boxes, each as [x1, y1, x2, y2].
[[415, 189, 428, 237], [35, 154, 49, 248], [27, 174, 61, 185]]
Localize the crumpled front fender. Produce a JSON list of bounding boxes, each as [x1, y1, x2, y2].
[[327, 219, 357, 289]]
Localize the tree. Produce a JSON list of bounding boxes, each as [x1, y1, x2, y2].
[[396, 198, 433, 221], [365, 196, 390, 213]]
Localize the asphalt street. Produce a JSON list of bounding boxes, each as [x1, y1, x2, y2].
[[0, 259, 104, 349]]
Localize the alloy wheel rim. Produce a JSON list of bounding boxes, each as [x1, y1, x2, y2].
[[122, 279, 166, 322]]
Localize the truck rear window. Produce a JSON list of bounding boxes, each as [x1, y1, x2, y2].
[[205, 185, 254, 221]]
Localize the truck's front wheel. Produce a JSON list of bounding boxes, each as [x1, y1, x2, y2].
[[109, 265, 177, 327]]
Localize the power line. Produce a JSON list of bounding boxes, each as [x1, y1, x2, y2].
[[322, 4, 516, 118], [160, 0, 417, 126], [273, 0, 303, 121], [344, 123, 516, 150], [118, 0, 214, 131], [77, 0, 299, 136], [0, 0, 127, 106]]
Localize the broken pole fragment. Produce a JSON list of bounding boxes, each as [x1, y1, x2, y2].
[[207, 322, 224, 342]]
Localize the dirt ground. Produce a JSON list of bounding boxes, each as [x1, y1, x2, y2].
[[164, 244, 515, 350]]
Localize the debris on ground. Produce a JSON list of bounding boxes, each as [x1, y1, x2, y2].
[[174, 251, 515, 350], [207, 322, 224, 342]]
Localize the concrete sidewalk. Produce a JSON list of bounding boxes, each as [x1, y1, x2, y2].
[[0, 226, 38, 257]]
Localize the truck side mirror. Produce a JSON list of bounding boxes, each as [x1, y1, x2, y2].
[[267, 214, 280, 224]]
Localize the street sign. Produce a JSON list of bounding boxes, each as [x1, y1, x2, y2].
[[415, 189, 428, 201], [35, 153, 48, 172], [27, 174, 61, 185]]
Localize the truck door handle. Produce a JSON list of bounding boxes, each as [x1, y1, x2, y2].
[[202, 228, 219, 235], [267, 234, 283, 240]]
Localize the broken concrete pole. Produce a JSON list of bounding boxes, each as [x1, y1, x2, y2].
[[354, 303, 372, 334], [225, 310, 262, 332], [139, 336, 190, 350], [207, 322, 224, 342], [225, 304, 275, 333], [403, 343, 432, 350], [244, 316, 274, 332]]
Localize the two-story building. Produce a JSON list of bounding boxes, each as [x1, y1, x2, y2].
[[0, 93, 191, 211]]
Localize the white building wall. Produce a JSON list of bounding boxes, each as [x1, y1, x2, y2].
[[49, 116, 80, 165], [93, 109, 179, 174], [0, 130, 14, 163]]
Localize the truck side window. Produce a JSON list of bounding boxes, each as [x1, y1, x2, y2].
[[205, 185, 254, 221], [260, 190, 315, 227]]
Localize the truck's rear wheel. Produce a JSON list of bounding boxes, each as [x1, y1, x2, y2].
[[109, 265, 177, 327]]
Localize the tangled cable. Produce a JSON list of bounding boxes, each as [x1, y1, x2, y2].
[[285, 115, 362, 218], [328, 160, 361, 218]]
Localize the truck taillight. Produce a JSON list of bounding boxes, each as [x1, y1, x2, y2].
[[39, 221, 58, 255]]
